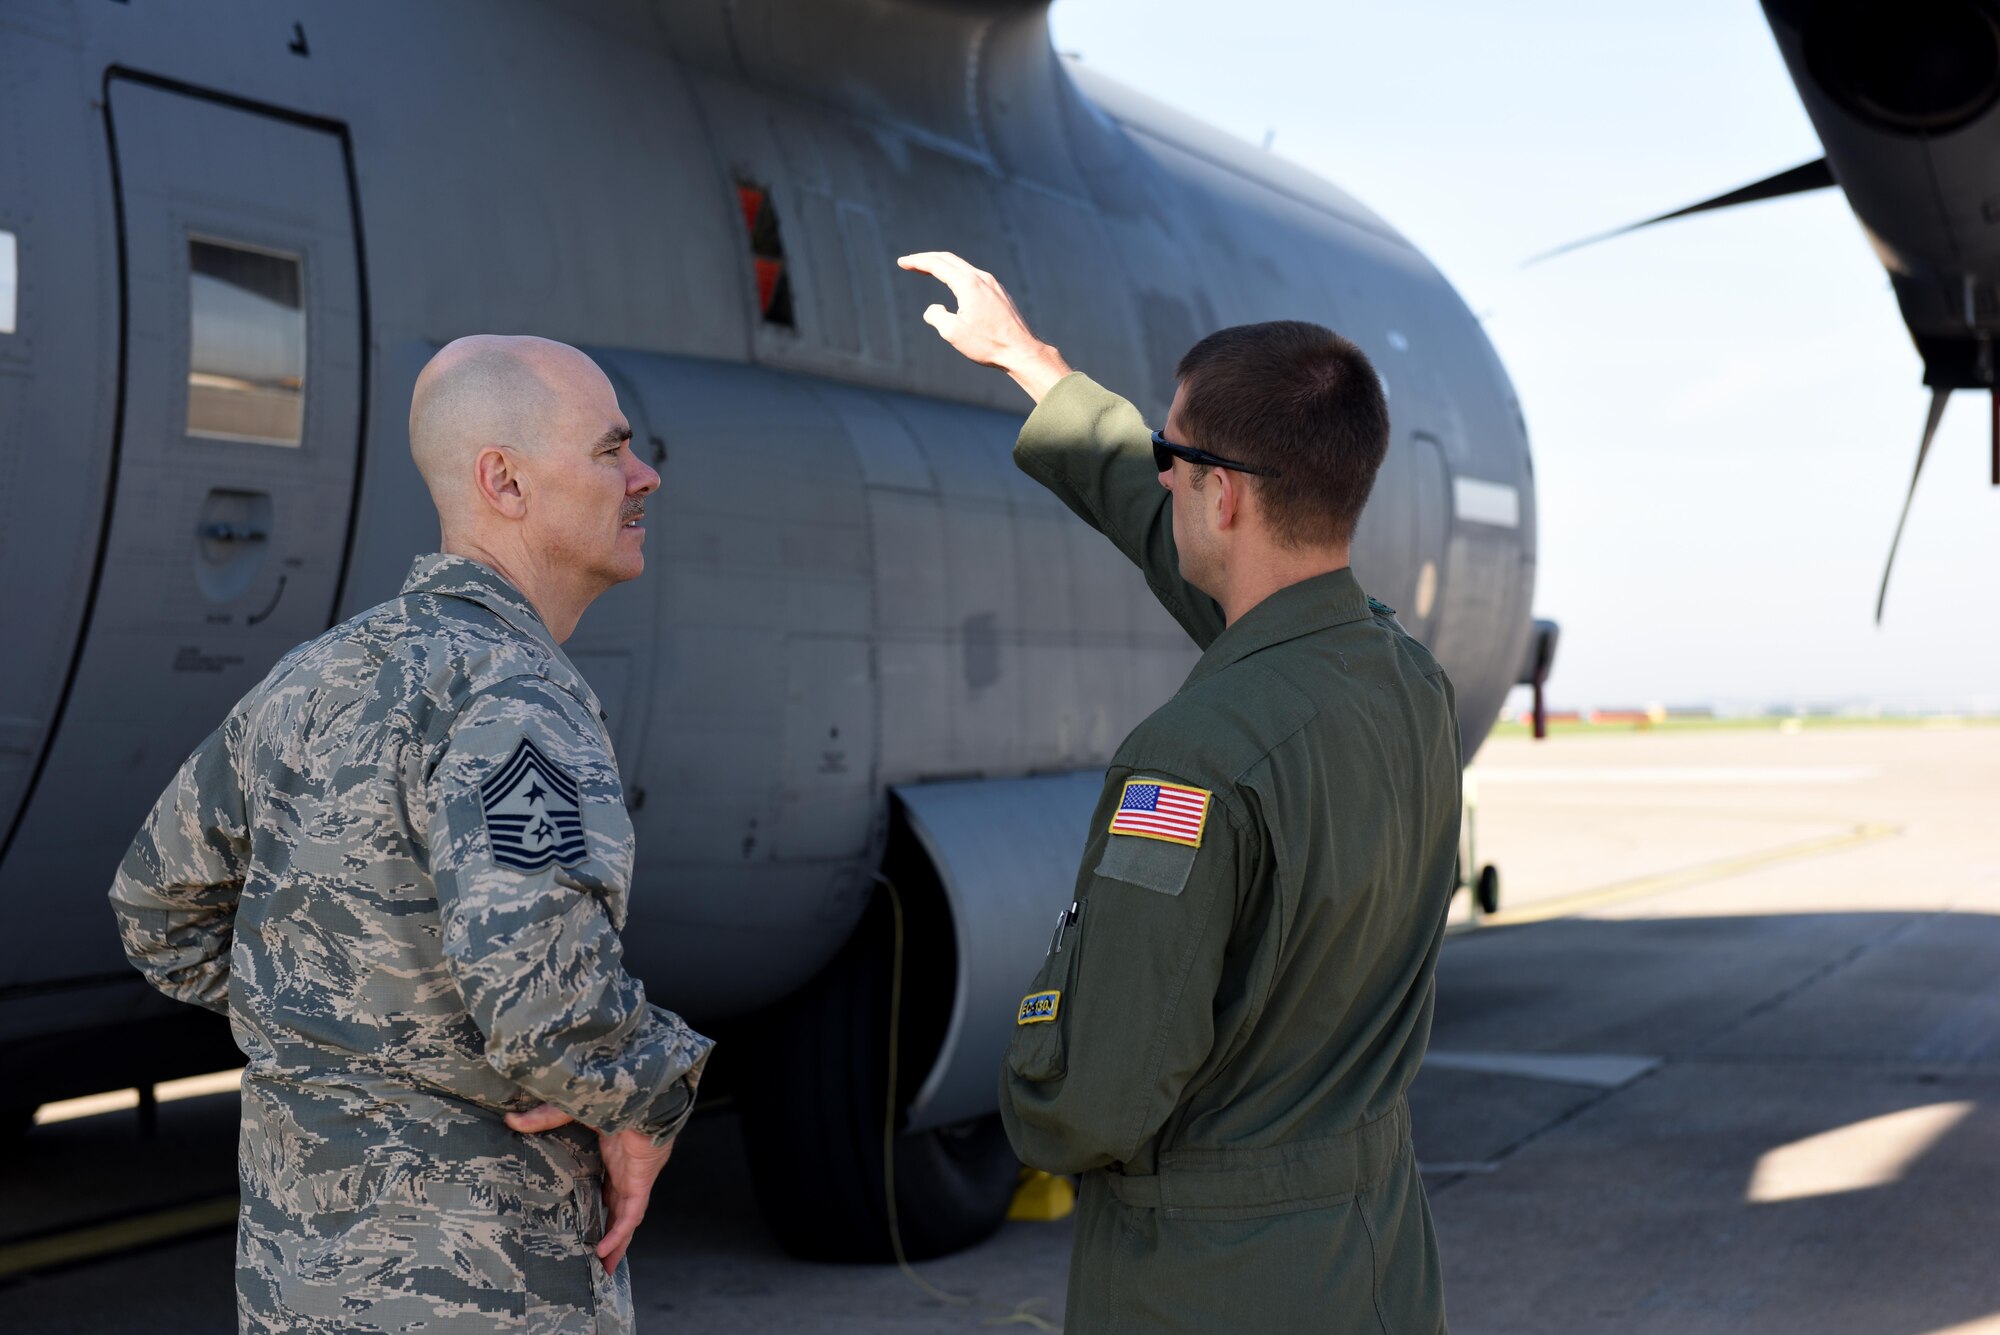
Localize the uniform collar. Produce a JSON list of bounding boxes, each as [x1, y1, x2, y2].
[[401, 553, 560, 658], [1183, 567, 1373, 688]]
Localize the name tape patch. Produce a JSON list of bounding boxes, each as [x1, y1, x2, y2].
[[1108, 778, 1211, 848], [480, 737, 587, 872], [1017, 990, 1061, 1025]]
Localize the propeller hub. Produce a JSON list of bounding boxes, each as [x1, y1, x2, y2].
[[1805, 0, 2000, 134]]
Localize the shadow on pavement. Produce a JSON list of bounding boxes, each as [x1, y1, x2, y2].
[[2, 908, 1996, 1334]]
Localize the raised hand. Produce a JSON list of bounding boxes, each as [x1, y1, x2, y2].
[[897, 251, 1074, 403]]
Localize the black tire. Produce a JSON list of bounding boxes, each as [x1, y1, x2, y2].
[[737, 890, 1020, 1262], [1476, 864, 1501, 916]]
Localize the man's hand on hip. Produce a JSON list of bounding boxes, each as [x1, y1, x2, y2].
[[505, 1103, 576, 1134], [898, 251, 1074, 403], [595, 1128, 674, 1273], [505, 1103, 676, 1273]]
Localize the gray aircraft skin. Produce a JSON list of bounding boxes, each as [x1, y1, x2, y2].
[[0, 0, 1540, 1256], [1551, 0, 2000, 616]]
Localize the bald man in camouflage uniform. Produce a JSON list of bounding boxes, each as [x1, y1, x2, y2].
[[110, 336, 710, 1333]]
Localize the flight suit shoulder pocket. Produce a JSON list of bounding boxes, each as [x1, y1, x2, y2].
[[1094, 834, 1199, 897]]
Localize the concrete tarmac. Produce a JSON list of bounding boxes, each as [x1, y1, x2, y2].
[[3, 723, 1995, 1332]]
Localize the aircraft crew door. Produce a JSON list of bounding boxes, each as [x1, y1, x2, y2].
[[1351, 430, 1450, 646], [1405, 432, 1449, 644], [0, 79, 362, 987]]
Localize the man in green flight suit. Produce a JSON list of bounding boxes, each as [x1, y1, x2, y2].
[[901, 252, 1461, 1333]]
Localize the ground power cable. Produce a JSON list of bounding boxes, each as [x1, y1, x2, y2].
[[878, 872, 1062, 1332]]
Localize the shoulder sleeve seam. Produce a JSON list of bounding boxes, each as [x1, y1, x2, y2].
[[1228, 710, 1315, 791], [465, 668, 588, 715], [1221, 664, 1319, 788], [422, 671, 593, 778], [1118, 666, 1317, 813]]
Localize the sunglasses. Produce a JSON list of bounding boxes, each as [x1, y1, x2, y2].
[[1150, 430, 1283, 479]]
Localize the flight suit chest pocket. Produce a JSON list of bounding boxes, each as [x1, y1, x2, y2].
[[1006, 900, 1085, 1082]]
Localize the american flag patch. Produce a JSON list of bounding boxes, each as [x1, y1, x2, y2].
[[1108, 778, 1211, 848]]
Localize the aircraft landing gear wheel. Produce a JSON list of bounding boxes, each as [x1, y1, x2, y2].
[[1476, 864, 1501, 916], [738, 892, 1019, 1263]]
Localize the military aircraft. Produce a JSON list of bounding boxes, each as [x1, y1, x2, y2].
[[0, 0, 1546, 1261], [1536, 0, 2000, 622]]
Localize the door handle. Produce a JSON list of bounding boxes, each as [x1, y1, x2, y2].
[[198, 522, 268, 543]]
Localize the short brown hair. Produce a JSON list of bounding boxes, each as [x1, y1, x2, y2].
[[1174, 321, 1390, 548]]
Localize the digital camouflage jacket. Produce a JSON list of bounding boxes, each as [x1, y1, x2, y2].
[[110, 553, 712, 1334]]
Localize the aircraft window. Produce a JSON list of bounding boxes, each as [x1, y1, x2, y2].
[[736, 181, 795, 327], [187, 237, 306, 446], [0, 229, 15, 334]]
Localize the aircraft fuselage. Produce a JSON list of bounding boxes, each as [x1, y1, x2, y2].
[[0, 0, 1537, 1108]]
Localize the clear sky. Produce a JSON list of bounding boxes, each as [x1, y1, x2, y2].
[[1049, 0, 2000, 712]]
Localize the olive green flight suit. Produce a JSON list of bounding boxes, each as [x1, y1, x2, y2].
[[999, 375, 1461, 1334]]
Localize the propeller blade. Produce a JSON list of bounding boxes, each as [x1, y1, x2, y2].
[[1526, 157, 1837, 266], [1875, 388, 1952, 626]]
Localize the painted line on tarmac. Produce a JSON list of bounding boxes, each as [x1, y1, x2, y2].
[[1422, 1050, 1661, 1089], [1480, 821, 1901, 927], [0, 1194, 237, 1280], [1473, 766, 1876, 786], [1417, 1161, 1501, 1175], [33, 1067, 243, 1126]]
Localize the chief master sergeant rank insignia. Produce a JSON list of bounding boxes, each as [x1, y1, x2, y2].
[[480, 736, 587, 871]]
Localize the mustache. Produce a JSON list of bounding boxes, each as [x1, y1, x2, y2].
[[621, 502, 646, 522]]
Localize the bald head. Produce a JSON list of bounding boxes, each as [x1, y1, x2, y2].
[[409, 334, 611, 518], [405, 334, 655, 638]]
